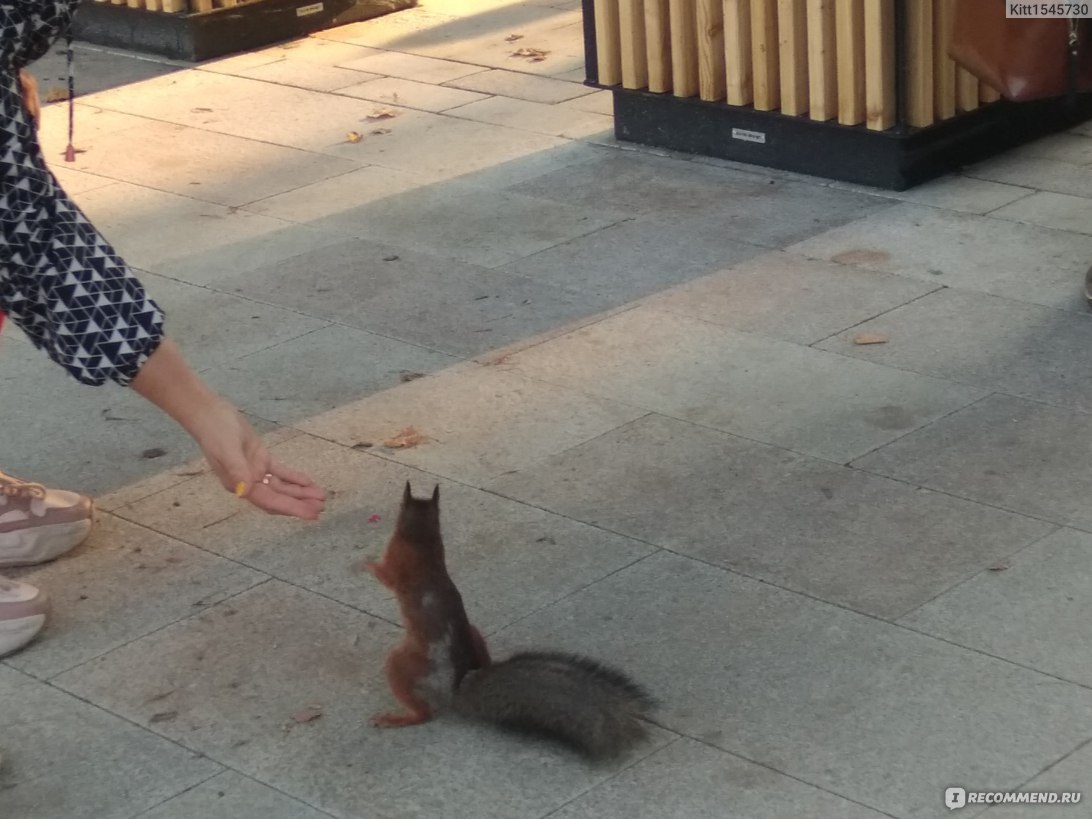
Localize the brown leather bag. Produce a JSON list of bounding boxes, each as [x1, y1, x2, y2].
[[949, 2, 1092, 102]]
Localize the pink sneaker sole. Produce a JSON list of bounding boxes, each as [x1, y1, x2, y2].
[[0, 518, 92, 568]]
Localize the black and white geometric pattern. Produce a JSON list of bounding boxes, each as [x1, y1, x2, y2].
[[0, 0, 165, 386]]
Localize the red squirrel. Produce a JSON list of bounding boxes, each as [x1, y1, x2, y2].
[[364, 482, 656, 760]]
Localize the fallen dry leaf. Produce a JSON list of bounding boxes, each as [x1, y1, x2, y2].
[[988, 564, 1009, 572], [511, 47, 549, 61], [853, 333, 890, 346], [142, 447, 167, 459], [367, 108, 398, 120], [505, 33, 524, 42], [832, 248, 891, 266], [352, 442, 373, 450], [399, 371, 425, 382], [44, 86, 68, 103], [346, 131, 363, 143], [292, 706, 323, 724], [368, 513, 382, 524], [149, 710, 178, 724], [382, 426, 427, 449], [191, 106, 213, 113], [370, 127, 392, 136]]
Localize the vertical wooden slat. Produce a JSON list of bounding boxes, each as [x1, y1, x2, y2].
[[750, 0, 779, 111], [595, 0, 624, 86], [191, 0, 213, 10], [980, 82, 1001, 103], [864, 0, 895, 130], [957, 68, 979, 111], [161, 0, 185, 10], [619, 0, 650, 89], [906, 0, 934, 126], [144, 0, 161, 10], [645, 0, 673, 92], [698, 0, 726, 100], [669, 0, 700, 96], [777, 0, 808, 115], [933, 0, 956, 120], [835, 0, 864, 125], [724, 0, 753, 105], [807, 0, 837, 121]]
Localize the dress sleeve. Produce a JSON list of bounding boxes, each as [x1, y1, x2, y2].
[[0, 0, 81, 71]]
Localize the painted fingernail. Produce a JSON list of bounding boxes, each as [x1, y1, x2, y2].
[[234, 481, 247, 497]]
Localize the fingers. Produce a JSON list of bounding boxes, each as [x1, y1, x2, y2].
[[245, 482, 325, 520], [268, 460, 324, 494], [260, 471, 326, 502]]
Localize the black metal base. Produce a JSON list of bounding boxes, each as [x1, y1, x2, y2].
[[73, 0, 415, 62], [609, 87, 1092, 190]]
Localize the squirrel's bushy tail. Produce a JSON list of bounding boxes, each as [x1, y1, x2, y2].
[[454, 651, 656, 760]]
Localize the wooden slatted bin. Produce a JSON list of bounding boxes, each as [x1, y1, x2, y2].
[[73, 0, 413, 61], [582, 0, 1092, 189]]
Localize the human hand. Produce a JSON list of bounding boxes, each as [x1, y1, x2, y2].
[[18, 70, 40, 125], [192, 398, 326, 520]]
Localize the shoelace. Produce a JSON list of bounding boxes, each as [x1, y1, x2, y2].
[[0, 473, 47, 501]]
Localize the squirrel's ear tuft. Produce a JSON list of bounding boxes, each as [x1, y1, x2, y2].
[[431, 484, 440, 505]]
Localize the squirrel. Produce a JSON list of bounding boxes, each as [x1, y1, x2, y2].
[[362, 481, 656, 760]]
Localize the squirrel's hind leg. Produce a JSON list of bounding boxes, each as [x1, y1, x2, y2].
[[372, 644, 433, 728]]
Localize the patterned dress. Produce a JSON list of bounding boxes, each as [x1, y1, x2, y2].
[[0, 0, 164, 386]]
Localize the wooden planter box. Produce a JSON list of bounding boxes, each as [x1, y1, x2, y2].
[[73, 0, 415, 62], [583, 0, 1092, 189]]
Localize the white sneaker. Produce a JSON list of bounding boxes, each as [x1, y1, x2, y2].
[[0, 575, 48, 657], [0, 470, 92, 568]]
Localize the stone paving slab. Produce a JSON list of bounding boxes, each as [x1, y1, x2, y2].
[[488, 551, 1092, 819], [138, 771, 334, 819], [444, 67, 594, 103], [986, 743, 1092, 817], [790, 202, 1092, 311], [52, 580, 674, 819], [991, 191, 1092, 236], [446, 94, 614, 139], [62, 119, 361, 207], [200, 324, 459, 425], [552, 738, 889, 819], [337, 74, 489, 110], [901, 527, 1092, 687], [965, 154, 1092, 200], [297, 362, 646, 484], [504, 305, 987, 463], [5, 513, 267, 680], [489, 413, 1052, 619], [511, 152, 893, 248], [854, 394, 1092, 532], [646, 250, 939, 345], [507, 216, 768, 303], [115, 435, 653, 633], [0, 665, 221, 819], [816, 288, 1092, 412], [205, 236, 614, 357]]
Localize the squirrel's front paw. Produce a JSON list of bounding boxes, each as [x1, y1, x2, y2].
[[370, 711, 428, 728]]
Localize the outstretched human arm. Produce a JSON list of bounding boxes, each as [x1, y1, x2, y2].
[[130, 340, 326, 520]]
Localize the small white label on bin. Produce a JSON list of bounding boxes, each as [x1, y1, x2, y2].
[[731, 128, 766, 144], [296, 2, 324, 16]]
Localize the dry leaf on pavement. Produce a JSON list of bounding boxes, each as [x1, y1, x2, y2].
[[511, 47, 549, 61], [383, 426, 427, 449], [853, 333, 890, 346], [291, 706, 323, 724], [367, 108, 398, 120], [346, 131, 363, 143], [505, 33, 524, 42]]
